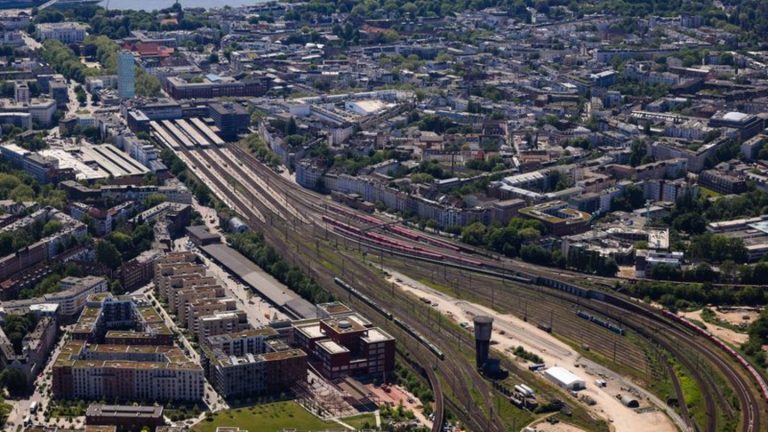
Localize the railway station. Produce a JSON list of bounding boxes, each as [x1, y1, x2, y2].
[[149, 117, 226, 151]]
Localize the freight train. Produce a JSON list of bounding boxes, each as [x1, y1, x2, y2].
[[334, 277, 445, 361], [576, 310, 625, 336]]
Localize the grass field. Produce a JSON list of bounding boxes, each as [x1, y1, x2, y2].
[[0, 397, 11, 427], [341, 413, 377, 430], [193, 401, 390, 432], [194, 401, 350, 432]]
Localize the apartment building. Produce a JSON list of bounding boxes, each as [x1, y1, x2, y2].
[[36, 22, 87, 43], [52, 341, 203, 401], [153, 252, 200, 301], [196, 310, 250, 342], [202, 328, 307, 399]]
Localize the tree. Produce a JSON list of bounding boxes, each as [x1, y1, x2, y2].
[[520, 244, 552, 265], [96, 240, 122, 270], [9, 184, 35, 202], [0, 368, 27, 396], [460, 222, 486, 246], [42, 220, 62, 237], [411, 173, 434, 184], [135, 70, 161, 97], [629, 140, 648, 167], [144, 193, 167, 208]]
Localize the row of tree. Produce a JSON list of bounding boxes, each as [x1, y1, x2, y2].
[[229, 232, 332, 305]]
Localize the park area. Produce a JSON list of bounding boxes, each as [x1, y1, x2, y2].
[[193, 401, 376, 432]]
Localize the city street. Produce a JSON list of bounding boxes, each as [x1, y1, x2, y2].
[[172, 235, 288, 326], [6, 329, 72, 429], [144, 290, 227, 413]]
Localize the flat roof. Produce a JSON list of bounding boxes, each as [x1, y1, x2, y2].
[[38, 145, 149, 181], [317, 339, 349, 354], [295, 323, 324, 339], [201, 243, 315, 319], [723, 111, 749, 122], [362, 328, 393, 343], [86, 404, 163, 418]]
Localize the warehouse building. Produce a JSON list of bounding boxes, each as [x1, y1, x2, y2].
[[543, 366, 586, 391]]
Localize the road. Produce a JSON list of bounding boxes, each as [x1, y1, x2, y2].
[[171, 237, 287, 326], [145, 290, 228, 414], [6, 329, 72, 429]]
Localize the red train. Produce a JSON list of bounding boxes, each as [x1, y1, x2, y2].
[[322, 216, 483, 268], [662, 310, 768, 402], [388, 225, 463, 252]]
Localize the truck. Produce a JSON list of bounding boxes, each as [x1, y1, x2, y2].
[[30, 401, 39, 413], [514, 384, 535, 397]]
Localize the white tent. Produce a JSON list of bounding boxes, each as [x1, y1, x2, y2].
[[543, 366, 586, 390]]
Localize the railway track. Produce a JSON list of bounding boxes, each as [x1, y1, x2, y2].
[[178, 144, 766, 432], [386, 254, 756, 432], [176, 147, 506, 432], [595, 298, 757, 432]]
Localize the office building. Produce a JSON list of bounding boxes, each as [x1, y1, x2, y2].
[[293, 304, 395, 380], [117, 51, 135, 99]]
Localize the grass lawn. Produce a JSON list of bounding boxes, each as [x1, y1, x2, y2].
[[699, 187, 722, 198], [341, 413, 377, 430], [0, 397, 11, 426], [194, 401, 340, 432]]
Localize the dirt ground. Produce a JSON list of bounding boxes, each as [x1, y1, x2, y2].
[[386, 270, 681, 432], [530, 421, 588, 432], [679, 309, 750, 346], [365, 383, 433, 429], [712, 308, 759, 326]]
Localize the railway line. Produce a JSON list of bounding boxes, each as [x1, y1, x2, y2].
[[175, 144, 767, 432], [176, 147, 509, 432]]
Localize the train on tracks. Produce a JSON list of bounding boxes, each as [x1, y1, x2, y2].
[[334, 277, 445, 361], [323, 216, 483, 267], [329, 213, 768, 405], [663, 309, 768, 402], [576, 310, 626, 336]]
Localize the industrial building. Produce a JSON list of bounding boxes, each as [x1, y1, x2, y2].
[[543, 366, 586, 391], [474, 316, 493, 369], [200, 243, 316, 319], [36, 145, 150, 182]]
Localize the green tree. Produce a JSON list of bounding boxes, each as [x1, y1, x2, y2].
[[9, 184, 35, 202], [0, 368, 27, 396], [96, 240, 122, 270], [460, 222, 486, 246]]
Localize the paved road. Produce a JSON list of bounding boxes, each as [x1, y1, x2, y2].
[[7, 330, 71, 429], [145, 290, 228, 413], [20, 31, 41, 51]]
